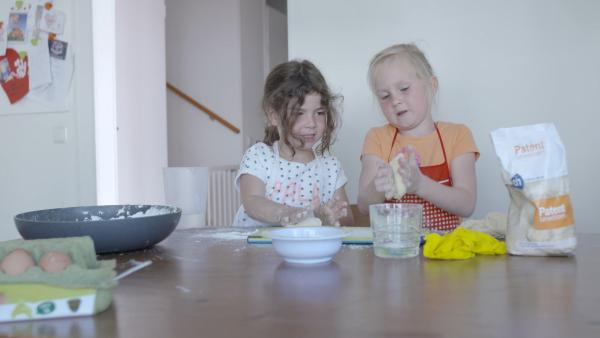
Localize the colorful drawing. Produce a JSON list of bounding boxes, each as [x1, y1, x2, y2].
[[0, 48, 29, 104], [7, 12, 27, 42], [40, 8, 65, 34], [0, 59, 12, 83]]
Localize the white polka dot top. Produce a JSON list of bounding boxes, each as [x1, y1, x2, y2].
[[232, 142, 347, 227]]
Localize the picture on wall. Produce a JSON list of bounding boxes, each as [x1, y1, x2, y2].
[[1, 0, 73, 112], [48, 38, 66, 60], [7, 12, 27, 42]]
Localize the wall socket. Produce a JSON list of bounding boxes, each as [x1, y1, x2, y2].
[[53, 126, 68, 144]]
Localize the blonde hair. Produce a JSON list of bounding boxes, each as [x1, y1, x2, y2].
[[367, 43, 436, 102], [262, 59, 340, 155]]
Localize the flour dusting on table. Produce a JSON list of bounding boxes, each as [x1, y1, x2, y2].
[[191, 229, 255, 240]]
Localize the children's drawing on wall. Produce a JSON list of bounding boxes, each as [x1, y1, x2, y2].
[[0, 21, 6, 55], [21, 3, 54, 91], [29, 38, 72, 108], [39, 6, 65, 35], [0, 59, 10, 80], [0, 0, 72, 112], [7, 12, 27, 43], [0, 48, 29, 103], [29, 4, 44, 45], [0, 1, 9, 57], [0, 20, 6, 55]]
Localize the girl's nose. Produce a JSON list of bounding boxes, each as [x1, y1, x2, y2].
[[305, 113, 316, 127]]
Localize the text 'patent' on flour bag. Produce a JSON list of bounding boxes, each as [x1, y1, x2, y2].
[[490, 123, 576, 256]]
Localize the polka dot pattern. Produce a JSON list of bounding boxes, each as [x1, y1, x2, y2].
[[388, 194, 459, 231], [232, 142, 347, 227]]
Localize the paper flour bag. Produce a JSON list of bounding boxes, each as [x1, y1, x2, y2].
[[490, 123, 576, 256]]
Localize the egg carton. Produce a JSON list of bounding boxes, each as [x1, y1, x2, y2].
[[0, 236, 116, 322]]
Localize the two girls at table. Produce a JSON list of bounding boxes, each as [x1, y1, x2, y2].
[[232, 43, 479, 231]]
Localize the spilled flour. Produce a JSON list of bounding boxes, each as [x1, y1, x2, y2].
[[79, 205, 174, 221], [345, 245, 371, 250], [191, 229, 255, 240]]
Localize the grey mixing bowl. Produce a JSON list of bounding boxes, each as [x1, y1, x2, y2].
[[14, 205, 181, 254]]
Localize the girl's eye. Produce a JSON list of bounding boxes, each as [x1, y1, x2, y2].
[[400, 86, 410, 92], [316, 110, 326, 115], [380, 94, 389, 100]]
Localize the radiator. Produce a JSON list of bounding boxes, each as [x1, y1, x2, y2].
[[206, 166, 241, 227]]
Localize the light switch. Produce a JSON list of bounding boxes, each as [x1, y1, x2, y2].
[[53, 126, 68, 144]]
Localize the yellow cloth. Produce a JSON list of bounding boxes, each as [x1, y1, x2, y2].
[[423, 228, 506, 260]]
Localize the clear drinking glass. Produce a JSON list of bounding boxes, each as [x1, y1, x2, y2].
[[369, 203, 423, 258]]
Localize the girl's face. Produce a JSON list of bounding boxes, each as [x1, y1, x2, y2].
[[270, 92, 326, 154], [373, 56, 436, 136]]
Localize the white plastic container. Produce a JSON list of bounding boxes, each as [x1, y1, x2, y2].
[[163, 167, 209, 228]]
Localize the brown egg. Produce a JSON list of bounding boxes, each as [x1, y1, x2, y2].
[[39, 251, 72, 272], [1, 248, 35, 276]]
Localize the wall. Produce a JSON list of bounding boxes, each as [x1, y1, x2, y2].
[[289, 0, 600, 233], [0, 0, 96, 240], [241, 0, 267, 149], [267, 4, 288, 72], [115, 0, 168, 204], [93, 0, 118, 204], [0, 0, 169, 240], [166, 0, 283, 167], [166, 0, 244, 167]]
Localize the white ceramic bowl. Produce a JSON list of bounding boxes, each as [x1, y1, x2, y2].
[[270, 226, 346, 264]]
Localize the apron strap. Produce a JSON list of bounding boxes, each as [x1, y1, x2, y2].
[[387, 128, 400, 162], [387, 123, 453, 184], [434, 123, 453, 185]]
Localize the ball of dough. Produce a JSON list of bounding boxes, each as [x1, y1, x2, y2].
[[292, 217, 322, 227], [389, 154, 407, 199]]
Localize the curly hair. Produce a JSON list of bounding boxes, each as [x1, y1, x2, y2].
[[262, 59, 341, 155]]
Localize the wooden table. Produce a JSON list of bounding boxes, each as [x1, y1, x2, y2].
[[2, 229, 599, 338]]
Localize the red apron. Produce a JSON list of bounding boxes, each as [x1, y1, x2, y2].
[[386, 124, 460, 232]]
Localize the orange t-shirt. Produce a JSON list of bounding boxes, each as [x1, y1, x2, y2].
[[361, 122, 480, 166]]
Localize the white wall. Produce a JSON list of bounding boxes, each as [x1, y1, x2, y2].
[[115, 0, 168, 204], [166, 0, 244, 167], [289, 0, 600, 233], [0, 0, 96, 240], [93, 0, 118, 204], [0, 0, 169, 240]]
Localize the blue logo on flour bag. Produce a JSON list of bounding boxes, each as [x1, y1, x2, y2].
[[511, 174, 524, 189]]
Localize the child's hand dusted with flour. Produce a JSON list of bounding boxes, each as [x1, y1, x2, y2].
[[357, 43, 479, 232], [232, 60, 354, 228]]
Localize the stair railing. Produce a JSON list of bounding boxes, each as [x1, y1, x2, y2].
[[166, 82, 241, 134]]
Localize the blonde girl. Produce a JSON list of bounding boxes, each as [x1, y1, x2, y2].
[[358, 43, 479, 231]]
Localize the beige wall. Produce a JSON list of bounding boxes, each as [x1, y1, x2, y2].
[[289, 0, 600, 233], [241, 0, 268, 150], [166, 0, 245, 167], [267, 5, 288, 72], [115, 0, 168, 204], [166, 0, 286, 167]]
